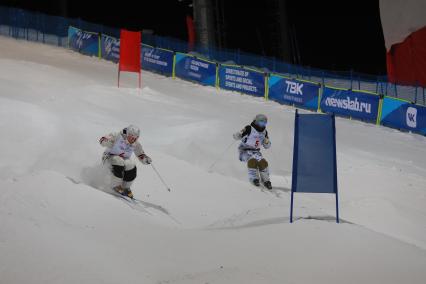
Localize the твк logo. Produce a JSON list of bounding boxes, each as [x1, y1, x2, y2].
[[285, 80, 303, 95], [406, 107, 417, 128]]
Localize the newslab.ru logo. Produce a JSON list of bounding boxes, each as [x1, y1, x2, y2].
[[406, 107, 417, 128], [325, 97, 371, 113]]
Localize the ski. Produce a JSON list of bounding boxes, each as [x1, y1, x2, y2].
[[109, 191, 153, 214], [110, 190, 137, 203]]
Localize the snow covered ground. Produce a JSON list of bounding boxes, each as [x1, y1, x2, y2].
[[0, 36, 426, 283]]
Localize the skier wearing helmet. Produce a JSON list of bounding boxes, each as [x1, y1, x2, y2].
[[233, 114, 272, 189], [99, 125, 152, 198]]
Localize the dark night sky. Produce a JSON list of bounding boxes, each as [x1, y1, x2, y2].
[[0, 0, 386, 75], [287, 1, 386, 75]]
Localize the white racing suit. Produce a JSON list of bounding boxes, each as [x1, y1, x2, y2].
[[234, 124, 271, 183], [99, 132, 151, 191]]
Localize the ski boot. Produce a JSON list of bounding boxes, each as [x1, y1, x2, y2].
[[263, 181, 272, 190], [252, 179, 260, 186], [113, 185, 125, 195], [122, 188, 133, 199], [113, 186, 133, 198]]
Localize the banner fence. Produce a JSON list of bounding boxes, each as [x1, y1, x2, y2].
[[218, 64, 266, 97], [319, 86, 381, 124], [380, 97, 426, 135], [268, 74, 321, 111], [141, 45, 174, 77], [1, 5, 426, 136], [174, 53, 217, 86]]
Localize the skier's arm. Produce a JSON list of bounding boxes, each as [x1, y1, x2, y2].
[[263, 130, 271, 149], [134, 142, 152, 165], [99, 132, 117, 148], [233, 125, 251, 140]]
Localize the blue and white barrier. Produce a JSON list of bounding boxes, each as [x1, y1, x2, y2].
[[100, 34, 119, 62], [68, 26, 99, 57], [141, 45, 174, 76], [218, 65, 266, 97], [380, 97, 426, 135], [174, 53, 216, 86], [268, 74, 320, 111], [320, 86, 381, 123]]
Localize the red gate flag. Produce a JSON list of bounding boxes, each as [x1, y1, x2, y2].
[[118, 29, 141, 87]]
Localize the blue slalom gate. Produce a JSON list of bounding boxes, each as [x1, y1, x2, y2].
[[290, 110, 339, 223]]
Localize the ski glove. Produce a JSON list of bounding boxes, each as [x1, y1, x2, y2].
[[233, 132, 242, 140], [263, 137, 271, 149], [99, 136, 109, 145], [99, 136, 114, 148], [139, 154, 152, 165]]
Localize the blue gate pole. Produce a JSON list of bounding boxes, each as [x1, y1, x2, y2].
[[290, 192, 294, 223], [335, 192, 340, 223], [290, 109, 299, 223], [332, 114, 339, 223]]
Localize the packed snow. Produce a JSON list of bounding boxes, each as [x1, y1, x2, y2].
[[0, 36, 426, 284]]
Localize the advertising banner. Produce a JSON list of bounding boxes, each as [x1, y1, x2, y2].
[[218, 65, 265, 97], [141, 45, 174, 76], [268, 75, 320, 110], [380, 97, 426, 135], [174, 53, 216, 86], [68, 26, 99, 56], [320, 87, 380, 122], [101, 34, 120, 62]]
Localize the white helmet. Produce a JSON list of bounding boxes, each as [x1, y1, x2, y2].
[[123, 124, 140, 138]]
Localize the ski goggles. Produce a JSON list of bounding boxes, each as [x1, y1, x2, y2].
[[127, 134, 139, 143], [256, 120, 267, 127]]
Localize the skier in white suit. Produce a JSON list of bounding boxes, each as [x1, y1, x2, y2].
[[233, 114, 272, 189], [99, 125, 152, 198]]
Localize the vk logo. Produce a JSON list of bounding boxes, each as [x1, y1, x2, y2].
[[406, 107, 417, 128], [285, 80, 303, 95]]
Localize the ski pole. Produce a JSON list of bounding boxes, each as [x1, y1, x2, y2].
[[151, 163, 171, 192], [208, 140, 237, 172]]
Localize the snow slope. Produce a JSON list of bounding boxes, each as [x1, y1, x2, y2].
[[0, 36, 426, 283]]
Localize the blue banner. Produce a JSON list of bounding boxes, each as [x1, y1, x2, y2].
[[320, 87, 380, 122], [380, 97, 426, 135], [68, 26, 98, 57], [268, 75, 320, 110], [142, 46, 174, 76], [174, 53, 216, 86], [100, 34, 120, 62], [218, 65, 265, 97]]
